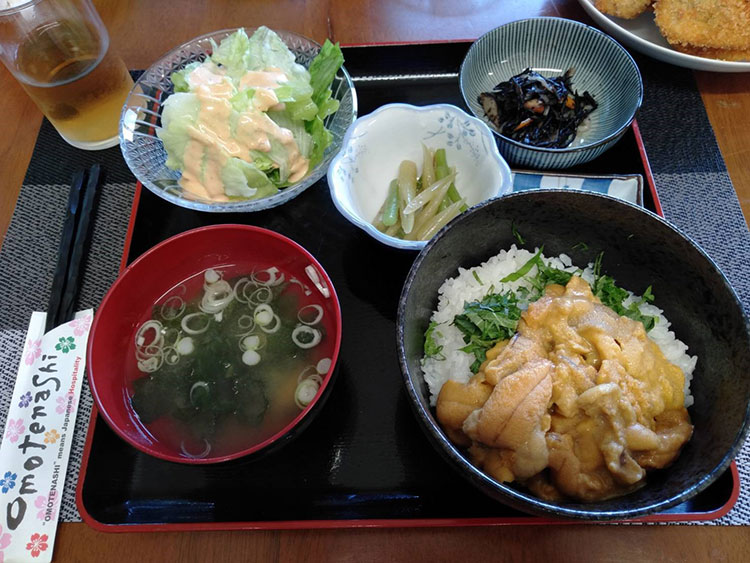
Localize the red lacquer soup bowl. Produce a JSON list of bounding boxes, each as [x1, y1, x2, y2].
[[88, 224, 342, 464]]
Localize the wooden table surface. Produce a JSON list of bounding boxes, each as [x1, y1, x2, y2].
[[1, 1, 749, 561]]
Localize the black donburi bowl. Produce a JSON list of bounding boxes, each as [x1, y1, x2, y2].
[[397, 190, 750, 520]]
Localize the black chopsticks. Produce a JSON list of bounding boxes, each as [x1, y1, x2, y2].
[[45, 164, 103, 333]]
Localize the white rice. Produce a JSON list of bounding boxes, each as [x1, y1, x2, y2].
[[421, 245, 697, 407]]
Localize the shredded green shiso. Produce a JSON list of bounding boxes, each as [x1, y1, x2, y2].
[[424, 249, 658, 373]]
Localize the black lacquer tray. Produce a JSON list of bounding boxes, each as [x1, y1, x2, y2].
[[77, 41, 738, 530]]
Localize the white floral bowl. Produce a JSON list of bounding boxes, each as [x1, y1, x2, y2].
[[327, 103, 512, 250]]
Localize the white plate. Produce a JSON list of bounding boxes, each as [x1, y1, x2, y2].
[[577, 0, 750, 72]]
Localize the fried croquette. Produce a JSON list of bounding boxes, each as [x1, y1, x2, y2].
[[595, 0, 654, 19], [675, 44, 750, 61], [654, 0, 750, 53]]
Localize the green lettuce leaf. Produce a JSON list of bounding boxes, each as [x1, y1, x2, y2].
[[159, 27, 344, 201], [221, 158, 277, 199], [157, 93, 201, 170], [269, 111, 314, 159], [171, 61, 201, 93], [305, 115, 332, 170], [308, 39, 344, 118]]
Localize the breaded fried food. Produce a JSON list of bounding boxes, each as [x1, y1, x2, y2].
[[595, 0, 653, 19], [676, 44, 750, 61], [654, 0, 750, 52]]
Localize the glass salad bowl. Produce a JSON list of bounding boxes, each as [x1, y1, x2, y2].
[[119, 28, 357, 212]]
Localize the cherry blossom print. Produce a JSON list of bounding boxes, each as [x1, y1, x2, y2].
[[18, 392, 32, 408], [34, 495, 46, 520], [70, 314, 92, 337], [25, 533, 48, 558], [43, 429, 60, 444], [4, 419, 25, 444], [34, 491, 59, 521], [56, 392, 76, 415], [55, 336, 76, 354], [0, 523, 11, 562], [24, 339, 41, 366], [0, 473, 16, 494]]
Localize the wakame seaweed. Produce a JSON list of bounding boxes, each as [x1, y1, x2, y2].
[[130, 275, 314, 449], [478, 68, 598, 148]]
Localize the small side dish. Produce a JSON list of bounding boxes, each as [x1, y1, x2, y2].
[[459, 18, 642, 169], [422, 245, 695, 502], [327, 103, 512, 251], [157, 27, 344, 202], [478, 68, 598, 149], [373, 146, 467, 241]]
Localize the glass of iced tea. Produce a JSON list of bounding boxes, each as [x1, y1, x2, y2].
[[0, 0, 133, 150]]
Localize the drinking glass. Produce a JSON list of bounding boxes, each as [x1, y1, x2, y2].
[[0, 0, 134, 150]]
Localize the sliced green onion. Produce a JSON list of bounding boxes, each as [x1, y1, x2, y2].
[[316, 357, 332, 374], [298, 304, 324, 326], [242, 349, 261, 366], [162, 327, 181, 347], [164, 346, 180, 365], [232, 277, 251, 303], [189, 382, 210, 407], [176, 336, 194, 355], [137, 355, 163, 373], [254, 304, 274, 326], [135, 344, 162, 360], [181, 312, 210, 335], [297, 365, 320, 384], [200, 279, 233, 313], [250, 286, 273, 304], [292, 324, 322, 349], [289, 276, 312, 296], [259, 314, 281, 334], [181, 439, 211, 459], [160, 296, 185, 320], [135, 320, 164, 348], [241, 335, 262, 351], [252, 267, 285, 287], [204, 268, 221, 285], [295, 379, 320, 409], [237, 314, 255, 331]]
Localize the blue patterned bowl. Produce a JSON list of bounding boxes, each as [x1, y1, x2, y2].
[[327, 103, 512, 251], [460, 18, 643, 169]]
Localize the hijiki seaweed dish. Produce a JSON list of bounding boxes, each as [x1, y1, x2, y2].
[[478, 68, 598, 148]]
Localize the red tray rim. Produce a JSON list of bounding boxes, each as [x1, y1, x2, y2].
[[75, 41, 733, 532]]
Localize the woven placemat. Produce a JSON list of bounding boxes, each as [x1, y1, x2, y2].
[[0, 56, 748, 524]]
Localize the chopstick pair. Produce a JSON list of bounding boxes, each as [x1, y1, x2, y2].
[[45, 164, 103, 333]]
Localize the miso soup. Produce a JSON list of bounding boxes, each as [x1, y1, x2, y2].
[[127, 264, 335, 459]]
